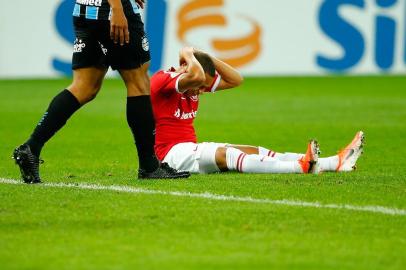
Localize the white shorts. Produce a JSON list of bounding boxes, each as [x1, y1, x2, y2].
[[163, 142, 226, 174]]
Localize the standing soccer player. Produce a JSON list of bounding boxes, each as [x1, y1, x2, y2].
[[13, 0, 190, 183]]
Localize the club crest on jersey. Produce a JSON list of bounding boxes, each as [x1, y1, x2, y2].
[[73, 38, 86, 53], [174, 109, 197, 120], [142, 35, 149, 51], [190, 95, 199, 102], [98, 42, 108, 55]]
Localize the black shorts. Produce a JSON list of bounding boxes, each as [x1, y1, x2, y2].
[[72, 15, 150, 70]]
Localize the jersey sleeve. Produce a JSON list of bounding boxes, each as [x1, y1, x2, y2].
[[204, 71, 222, 93], [151, 71, 185, 95]]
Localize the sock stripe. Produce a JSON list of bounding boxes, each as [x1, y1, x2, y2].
[[236, 153, 244, 172], [267, 150, 276, 157], [239, 154, 247, 172]]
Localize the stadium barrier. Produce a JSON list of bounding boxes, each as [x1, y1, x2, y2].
[[0, 0, 405, 77]]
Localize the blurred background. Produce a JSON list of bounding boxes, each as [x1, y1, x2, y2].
[[1, 0, 405, 78]]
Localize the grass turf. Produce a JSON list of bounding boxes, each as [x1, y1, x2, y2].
[[0, 76, 405, 269]]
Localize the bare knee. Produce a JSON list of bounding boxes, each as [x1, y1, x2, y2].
[[120, 62, 150, 96], [68, 67, 107, 104], [69, 82, 102, 104], [215, 147, 228, 172]]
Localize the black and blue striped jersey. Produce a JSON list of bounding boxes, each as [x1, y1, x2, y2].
[[72, 0, 141, 20]]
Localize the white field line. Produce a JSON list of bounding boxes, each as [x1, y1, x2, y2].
[[1, 178, 405, 216]]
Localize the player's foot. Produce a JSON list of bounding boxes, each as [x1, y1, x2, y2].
[[138, 162, 191, 179], [12, 144, 43, 184], [336, 131, 365, 172], [298, 140, 320, 174]]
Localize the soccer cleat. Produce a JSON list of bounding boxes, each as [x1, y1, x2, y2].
[[298, 139, 320, 174], [138, 162, 191, 179], [12, 144, 43, 184], [336, 131, 365, 172]]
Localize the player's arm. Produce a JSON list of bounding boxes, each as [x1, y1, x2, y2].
[[209, 54, 244, 91], [177, 47, 206, 93], [108, 0, 129, 46]]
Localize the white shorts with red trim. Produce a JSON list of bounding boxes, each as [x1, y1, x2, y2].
[[162, 142, 226, 174]]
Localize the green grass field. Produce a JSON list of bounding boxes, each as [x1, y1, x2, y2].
[[0, 76, 405, 270]]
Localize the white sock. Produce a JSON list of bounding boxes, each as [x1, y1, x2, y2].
[[264, 150, 339, 172], [270, 151, 339, 172], [318, 156, 339, 172], [257, 143, 342, 173], [226, 147, 303, 174], [273, 152, 304, 161], [258, 146, 277, 157], [259, 146, 303, 161]]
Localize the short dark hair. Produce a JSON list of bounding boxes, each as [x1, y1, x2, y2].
[[193, 51, 216, 77]]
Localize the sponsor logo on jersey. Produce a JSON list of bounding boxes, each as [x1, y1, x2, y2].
[[174, 109, 197, 120], [73, 38, 86, 53], [76, 0, 102, 7]]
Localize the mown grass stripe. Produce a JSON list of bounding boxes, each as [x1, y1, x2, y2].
[[1, 178, 405, 216]]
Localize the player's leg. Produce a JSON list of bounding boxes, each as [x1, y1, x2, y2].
[[257, 146, 340, 171], [118, 65, 191, 179], [163, 143, 202, 174], [251, 131, 365, 172], [222, 144, 314, 173], [201, 141, 319, 174], [112, 15, 189, 179], [27, 67, 106, 155], [68, 67, 108, 104], [117, 60, 190, 179], [228, 144, 310, 161], [246, 144, 344, 172], [226, 144, 318, 168], [119, 62, 160, 174], [13, 67, 107, 184], [259, 147, 338, 171], [13, 16, 109, 183], [28, 67, 107, 155]]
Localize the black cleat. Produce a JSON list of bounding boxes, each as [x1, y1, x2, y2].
[[138, 162, 190, 179], [12, 144, 43, 184]]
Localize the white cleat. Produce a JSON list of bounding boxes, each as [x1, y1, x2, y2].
[[336, 131, 365, 172]]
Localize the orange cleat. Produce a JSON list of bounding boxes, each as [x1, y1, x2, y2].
[[336, 131, 365, 172], [299, 140, 320, 174]]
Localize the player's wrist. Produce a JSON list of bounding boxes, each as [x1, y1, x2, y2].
[[111, 6, 124, 13], [108, 0, 124, 9]]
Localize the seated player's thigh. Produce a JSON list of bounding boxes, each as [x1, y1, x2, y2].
[[197, 142, 227, 174], [163, 143, 200, 173]]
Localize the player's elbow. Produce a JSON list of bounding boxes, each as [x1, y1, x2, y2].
[[235, 73, 244, 87], [230, 72, 244, 88]]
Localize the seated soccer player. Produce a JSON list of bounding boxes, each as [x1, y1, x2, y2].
[[150, 47, 364, 174]]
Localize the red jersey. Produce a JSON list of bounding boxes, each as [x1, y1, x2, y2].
[[151, 67, 221, 160]]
